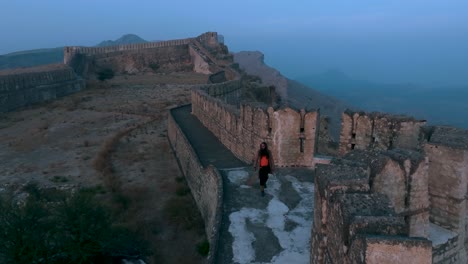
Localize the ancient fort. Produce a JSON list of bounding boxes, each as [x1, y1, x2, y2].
[[1, 32, 467, 264]]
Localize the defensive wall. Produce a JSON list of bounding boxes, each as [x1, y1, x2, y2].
[[0, 32, 234, 113], [424, 126, 468, 263], [0, 64, 85, 112], [167, 108, 223, 264], [63, 32, 220, 64], [86, 45, 194, 75], [311, 158, 432, 264], [4, 30, 467, 263], [191, 80, 320, 167], [333, 110, 468, 263], [339, 110, 426, 155], [64, 32, 237, 79]]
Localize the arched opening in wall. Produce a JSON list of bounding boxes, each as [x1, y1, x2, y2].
[[352, 133, 356, 139], [351, 143, 356, 150], [300, 138, 304, 153]]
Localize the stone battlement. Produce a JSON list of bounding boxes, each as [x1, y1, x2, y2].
[[312, 160, 433, 264], [191, 84, 319, 167], [332, 108, 468, 263], [0, 64, 84, 112], [63, 32, 219, 64], [339, 110, 427, 155]]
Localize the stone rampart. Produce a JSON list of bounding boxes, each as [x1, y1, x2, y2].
[[167, 108, 223, 264], [64, 38, 192, 64], [343, 149, 430, 238], [311, 160, 432, 264], [0, 64, 85, 112], [191, 83, 319, 167], [423, 126, 468, 263], [63, 32, 235, 81], [339, 110, 426, 155], [89, 45, 193, 75]]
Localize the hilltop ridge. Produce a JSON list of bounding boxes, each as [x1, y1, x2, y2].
[[96, 34, 148, 47]]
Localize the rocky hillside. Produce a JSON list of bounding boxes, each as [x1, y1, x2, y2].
[[233, 51, 352, 140]]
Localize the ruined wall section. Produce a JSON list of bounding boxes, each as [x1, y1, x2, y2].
[[424, 126, 468, 263], [0, 65, 85, 112], [311, 160, 432, 264], [343, 149, 430, 238], [339, 110, 426, 155], [192, 83, 319, 166], [167, 109, 223, 264]]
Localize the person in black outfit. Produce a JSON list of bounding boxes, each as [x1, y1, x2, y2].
[[253, 142, 275, 196]]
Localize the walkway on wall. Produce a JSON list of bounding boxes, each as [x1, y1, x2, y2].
[[171, 105, 315, 264], [171, 105, 245, 169]]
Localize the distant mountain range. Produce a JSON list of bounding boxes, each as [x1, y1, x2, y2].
[[295, 70, 468, 129]]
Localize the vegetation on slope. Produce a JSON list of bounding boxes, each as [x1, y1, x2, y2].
[[0, 184, 150, 264]]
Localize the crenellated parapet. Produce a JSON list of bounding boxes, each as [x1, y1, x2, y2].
[[342, 149, 430, 238], [311, 159, 432, 264], [191, 83, 319, 167], [0, 64, 85, 112], [336, 109, 468, 263], [62, 32, 234, 79], [422, 126, 468, 263], [63, 38, 193, 64], [339, 110, 427, 155]]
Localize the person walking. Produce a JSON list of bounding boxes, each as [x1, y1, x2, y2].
[[253, 142, 274, 196]]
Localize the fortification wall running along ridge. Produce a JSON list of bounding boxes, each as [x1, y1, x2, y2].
[[191, 81, 319, 167], [167, 108, 223, 264], [0, 64, 85, 112]]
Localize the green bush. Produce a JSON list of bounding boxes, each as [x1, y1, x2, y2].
[[0, 187, 149, 264], [196, 240, 210, 256], [149, 63, 160, 72], [97, 68, 115, 81], [163, 197, 204, 231], [175, 186, 191, 196]]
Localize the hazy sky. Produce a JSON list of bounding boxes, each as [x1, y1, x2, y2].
[[1, 0, 467, 86]]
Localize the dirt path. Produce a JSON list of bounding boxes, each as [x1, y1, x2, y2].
[[0, 72, 210, 263]]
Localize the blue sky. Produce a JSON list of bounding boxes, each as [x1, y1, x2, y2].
[[1, 0, 468, 85]]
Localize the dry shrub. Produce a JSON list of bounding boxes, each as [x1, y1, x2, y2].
[[163, 196, 204, 231]]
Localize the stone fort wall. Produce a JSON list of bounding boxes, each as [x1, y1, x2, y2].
[[0, 64, 85, 112], [339, 110, 426, 155], [191, 81, 319, 167], [167, 108, 223, 264], [63, 32, 219, 64], [0, 32, 227, 112], [63, 32, 229, 78], [334, 110, 468, 264], [311, 158, 433, 264]]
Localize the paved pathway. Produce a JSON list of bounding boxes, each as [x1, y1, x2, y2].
[[172, 105, 315, 264]]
